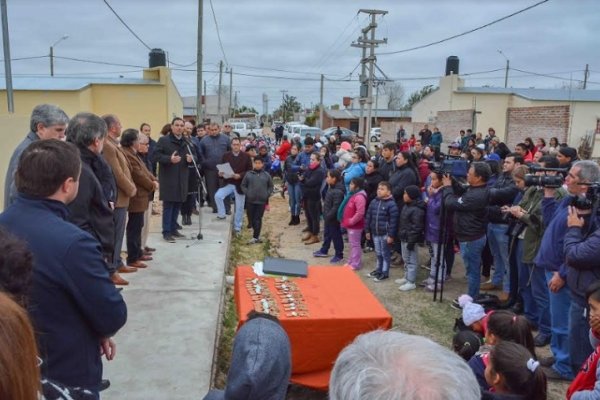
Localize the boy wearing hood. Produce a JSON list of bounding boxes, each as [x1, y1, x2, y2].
[[241, 158, 273, 244], [395, 185, 426, 291], [203, 311, 291, 400], [365, 181, 399, 281]]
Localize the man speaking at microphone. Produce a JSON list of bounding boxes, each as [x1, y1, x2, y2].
[[152, 117, 194, 243]]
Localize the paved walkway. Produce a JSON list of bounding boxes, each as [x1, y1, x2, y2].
[[102, 207, 231, 399]]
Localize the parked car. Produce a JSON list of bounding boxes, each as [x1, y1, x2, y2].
[[322, 127, 356, 143], [369, 127, 381, 142], [298, 127, 323, 141]]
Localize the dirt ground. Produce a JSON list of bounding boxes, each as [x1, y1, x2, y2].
[[255, 184, 570, 400]]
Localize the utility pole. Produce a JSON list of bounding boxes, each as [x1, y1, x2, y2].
[[498, 49, 509, 88], [196, 0, 203, 122], [352, 30, 368, 138], [352, 9, 387, 142], [583, 64, 589, 90], [319, 74, 324, 129], [228, 67, 233, 117], [0, 0, 13, 113], [217, 60, 223, 124], [280, 89, 288, 122], [374, 81, 380, 126]]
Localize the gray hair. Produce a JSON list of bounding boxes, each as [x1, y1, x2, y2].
[[65, 112, 107, 147], [138, 133, 149, 144], [573, 160, 600, 184], [29, 104, 69, 133], [102, 114, 119, 130], [329, 330, 480, 400]]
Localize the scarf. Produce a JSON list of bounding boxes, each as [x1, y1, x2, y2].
[[337, 189, 356, 222]]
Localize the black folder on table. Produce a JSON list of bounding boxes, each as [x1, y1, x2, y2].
[[263, 257, 308, 277]]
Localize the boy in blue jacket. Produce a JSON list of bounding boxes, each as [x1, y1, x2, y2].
[[365, 181, 399, 281]]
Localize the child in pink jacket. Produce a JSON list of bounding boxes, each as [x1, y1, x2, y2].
[[340, 177, 367, 270]]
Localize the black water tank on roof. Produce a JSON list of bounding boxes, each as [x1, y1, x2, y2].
[[149, 48, 166, 68], [445, 56, 459, 76]]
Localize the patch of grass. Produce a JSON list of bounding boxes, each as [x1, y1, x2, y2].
[[213, 216, 274, 389]]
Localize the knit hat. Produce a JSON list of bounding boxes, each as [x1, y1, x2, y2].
[[404, 185, 421, 200], [462, 302, 486, 326], [487, 153, 501, 161], [558, 146, 577, 160], [340, 141, 352, 151]]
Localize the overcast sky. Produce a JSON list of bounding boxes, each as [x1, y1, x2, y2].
[[3, 0, 599, 113]]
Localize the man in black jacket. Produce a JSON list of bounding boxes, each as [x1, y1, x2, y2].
[[442, 162, 491, 300], [482, 153, 522, 296], [66, 113, 115, 269], [152, 117, 194, 242]]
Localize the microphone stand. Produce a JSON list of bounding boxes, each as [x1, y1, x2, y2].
[[184, 140, 208, 244]]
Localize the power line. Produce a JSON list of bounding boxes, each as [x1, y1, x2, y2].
[[378, 0, 549, 56], [311, 13, 360, 71], [102, 0, 151, 50], [208, 0, 228, 66], [54, 56, 145, 68], [0, 55, 48, 62]]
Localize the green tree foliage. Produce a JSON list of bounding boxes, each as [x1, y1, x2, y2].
[[404, 85, 437, 110], [274, 94, 302, 122]]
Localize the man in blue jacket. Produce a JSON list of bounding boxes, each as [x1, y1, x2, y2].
[[0, 139, 127, 396], [536, 160, 600, 381]]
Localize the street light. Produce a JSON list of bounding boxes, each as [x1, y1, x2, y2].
[[50, 34, 69, 77], [497, 49, 509, 88]]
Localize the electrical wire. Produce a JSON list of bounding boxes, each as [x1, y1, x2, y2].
[[378, 0, 549, 56], [0, 55, 49, 62], [102, 0, 151, 50], [208, 0, 229, 66], [53, 56, 145, 68], [311, 13, 360, 71]]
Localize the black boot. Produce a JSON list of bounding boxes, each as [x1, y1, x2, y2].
[[292, 215, 300, 225], [288, 215, 294, 226]]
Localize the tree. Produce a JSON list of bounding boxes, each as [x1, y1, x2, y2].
[[382, 83, 405, 110], [274, 94, 302, 122], [233, 105, 258, 116], [404, 85, 437, 110]]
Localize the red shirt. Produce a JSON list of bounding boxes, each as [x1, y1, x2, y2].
[[275, 140, 291, 162]]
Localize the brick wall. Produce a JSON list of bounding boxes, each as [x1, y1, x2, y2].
[[436, 109, 475, 147], [506, 105, 570, 150]]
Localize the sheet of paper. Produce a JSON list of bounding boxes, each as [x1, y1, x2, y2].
[[217, 162, 234, 178]]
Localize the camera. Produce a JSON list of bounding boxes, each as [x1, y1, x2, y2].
[[428, 153, 469, 178], [571, 183, 600, 211], [524, 164, 568, 188]]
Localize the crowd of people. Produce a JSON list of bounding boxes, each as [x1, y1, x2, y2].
[[3, 103, 600, 399]]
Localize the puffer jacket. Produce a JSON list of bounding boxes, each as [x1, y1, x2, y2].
[[322, 181, 345, 224], [301, 165, 325, 200], [343, 162, 366, 191], [398, 199, 426, 244], [341, 190, 367, 230], [564, 218, 600, 307], [284, 154, 300, 184], [425, 188, 454, 243], [365, 195, 398, 237]]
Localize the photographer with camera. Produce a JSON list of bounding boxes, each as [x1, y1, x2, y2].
[[442, 162, 491, 300], [506, 156, 567, 350], [563, 168, 600, 381], [535, 159, 600, 381], [481, 153, 523, 300]]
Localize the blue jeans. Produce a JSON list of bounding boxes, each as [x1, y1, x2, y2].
[[215, 184, 246, 232], [545, 270, 573, 378], [320, 223, 343, 257], [400, 242, 418, 283], [530, 266, 551, 337], [515, 239, 538, 325], [373, 235, 391, 276], [487, 223, 510, 291], [162, 201, 181, 237], [287, 182, 302, 216], [570, 297, 593, 375], [460, 235, 487, 298]]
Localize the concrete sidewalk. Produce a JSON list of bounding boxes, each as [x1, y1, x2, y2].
[[102, 207, 231, 399]]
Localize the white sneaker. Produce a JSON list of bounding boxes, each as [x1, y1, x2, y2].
[[419, 277, 434, 287], [399, 282, 417, 292], [395, 278, 408, 285]]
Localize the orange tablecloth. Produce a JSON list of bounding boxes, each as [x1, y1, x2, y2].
[[234, 265, 392, 391]]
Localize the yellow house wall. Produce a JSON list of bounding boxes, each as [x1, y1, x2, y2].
[[0, 114, 30, 210]]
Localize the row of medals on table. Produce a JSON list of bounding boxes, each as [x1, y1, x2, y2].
[[245, 276, 309, 318]]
